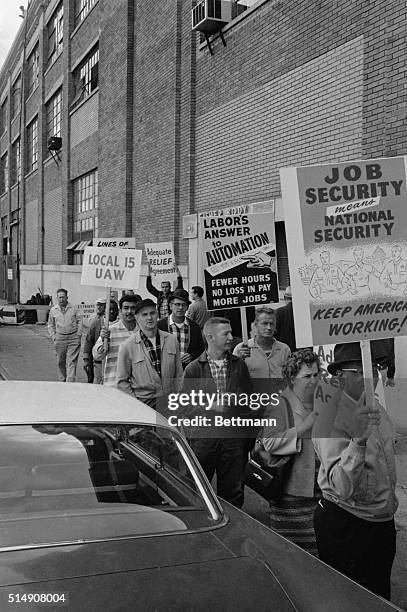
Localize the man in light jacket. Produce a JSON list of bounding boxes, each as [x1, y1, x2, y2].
[[116, 298, 183, 410], [47, 288, 82, 382], [313, 342, 398, 600]]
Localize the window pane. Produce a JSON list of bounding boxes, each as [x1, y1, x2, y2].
[[47, 3, 63, 64], [72, 169, 98, 248], [72, 46, 99, 108]]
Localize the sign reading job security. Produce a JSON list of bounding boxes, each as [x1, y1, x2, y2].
[[280, 156, 407, 346], [81, 247, 142, 289], [200, 210, 279, 309]]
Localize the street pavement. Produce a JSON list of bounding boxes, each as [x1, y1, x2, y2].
[[0, 323, 406, 609]]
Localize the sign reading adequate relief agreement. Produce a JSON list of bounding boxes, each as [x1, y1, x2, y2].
[[200, 210, 279, 309], [280, 156, 407, 346], [145, 241, 177, 283], [81, 247, 142, 289]]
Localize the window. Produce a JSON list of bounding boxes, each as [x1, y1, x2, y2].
[[0, 153, 8, 194], [74, 0, 98, 26], [11, 75, 21, 118], [10, 139, 21, 185], [72, 169, 98, 264], [72, 45, 99, 108], [0, 423, 220, 549], [0, 98, 7, 134], [46, 88, 63, 145], [47, 3, 63, 64], [27, 44, 39, 96], [26, 118, 38, 173]]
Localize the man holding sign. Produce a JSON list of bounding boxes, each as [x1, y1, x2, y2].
[[313, 343, 398, 600], [92, 294, 140, 386]]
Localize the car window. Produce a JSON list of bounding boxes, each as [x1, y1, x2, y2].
[[0, 424, 222, 549]]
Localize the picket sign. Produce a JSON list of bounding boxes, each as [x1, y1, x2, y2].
[[240, 307, 248, 344], [80, 246, 143, 351], [360, 339, 375, 408]]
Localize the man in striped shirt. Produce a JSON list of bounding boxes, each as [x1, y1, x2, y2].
[[92, 294, 140, 386]]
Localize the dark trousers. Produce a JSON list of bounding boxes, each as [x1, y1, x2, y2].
[[314, 498, 396, 600], [190, 437, 246, 508]]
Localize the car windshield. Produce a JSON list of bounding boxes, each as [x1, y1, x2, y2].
[[0, 424, 222, 549]]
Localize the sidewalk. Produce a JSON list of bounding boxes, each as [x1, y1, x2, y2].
[[0, 323, 87, 382], [0, 323, 406, 609]]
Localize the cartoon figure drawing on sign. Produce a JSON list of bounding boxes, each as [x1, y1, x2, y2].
[[343, 247, 381, 297], [379, 244, 407, 295], [308, 250, 347, 299]]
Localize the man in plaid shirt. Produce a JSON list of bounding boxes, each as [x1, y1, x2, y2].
[[116, 299, 183, 410], [158, 289, 204, 369], [182, 317, 252, 508]]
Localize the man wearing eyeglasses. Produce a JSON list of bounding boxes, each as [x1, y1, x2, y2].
[[312, 342, 398, 600]]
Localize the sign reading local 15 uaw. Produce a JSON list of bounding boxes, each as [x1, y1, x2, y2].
[[280, 156, 407, 346], [200, 210, 279, 310]]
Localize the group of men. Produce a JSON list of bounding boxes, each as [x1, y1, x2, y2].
[[47, 280, 399, 601], [47, 270, 210, 385]]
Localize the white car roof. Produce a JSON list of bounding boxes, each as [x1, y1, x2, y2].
[[0, 381, 172, 427]]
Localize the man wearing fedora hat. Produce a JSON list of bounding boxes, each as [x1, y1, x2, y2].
[[313, 342, 398, 600], [158, 289, 205, 369], [116, 298, 183, 409]]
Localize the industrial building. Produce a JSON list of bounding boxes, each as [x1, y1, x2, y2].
[[0, 0, 405, 306]]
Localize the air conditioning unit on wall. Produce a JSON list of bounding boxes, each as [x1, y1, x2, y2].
[[192, 0, 247, 34]]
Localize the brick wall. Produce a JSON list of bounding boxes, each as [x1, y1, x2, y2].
[[98, 0, 132, 238], [70, 92, 98, 149], [194, 37, 364, 210], [44, 184, 62, 263], [25, 198, 39, 263], [70, 131, 98, 179], [131, 0, 180, 253]]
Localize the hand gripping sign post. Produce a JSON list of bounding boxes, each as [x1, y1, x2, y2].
[[199, 209, 279, 342], [81, 246, 142, 349], [280, 155, 407, 405]]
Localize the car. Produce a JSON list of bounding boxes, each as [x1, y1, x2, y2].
[[0, 381, 401, 611]]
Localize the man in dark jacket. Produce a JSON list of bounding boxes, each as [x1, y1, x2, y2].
[[158, 289, 204, 369], [275, 286, 297, 352], [182, 317, 252, 508], [146, 262, 183, 319]]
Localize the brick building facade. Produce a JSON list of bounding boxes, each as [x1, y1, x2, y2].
[[0, 0, 405, 304]]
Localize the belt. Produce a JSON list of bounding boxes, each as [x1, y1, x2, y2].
[[93, 360, 102, 364]]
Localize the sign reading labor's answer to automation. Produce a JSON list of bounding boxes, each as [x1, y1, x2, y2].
[[145, 241, 177, 283], [280, 156, 407, 345], [94, 237, 136, 248], [200, 209, 279, 309], [81, 247, 142, 289]]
